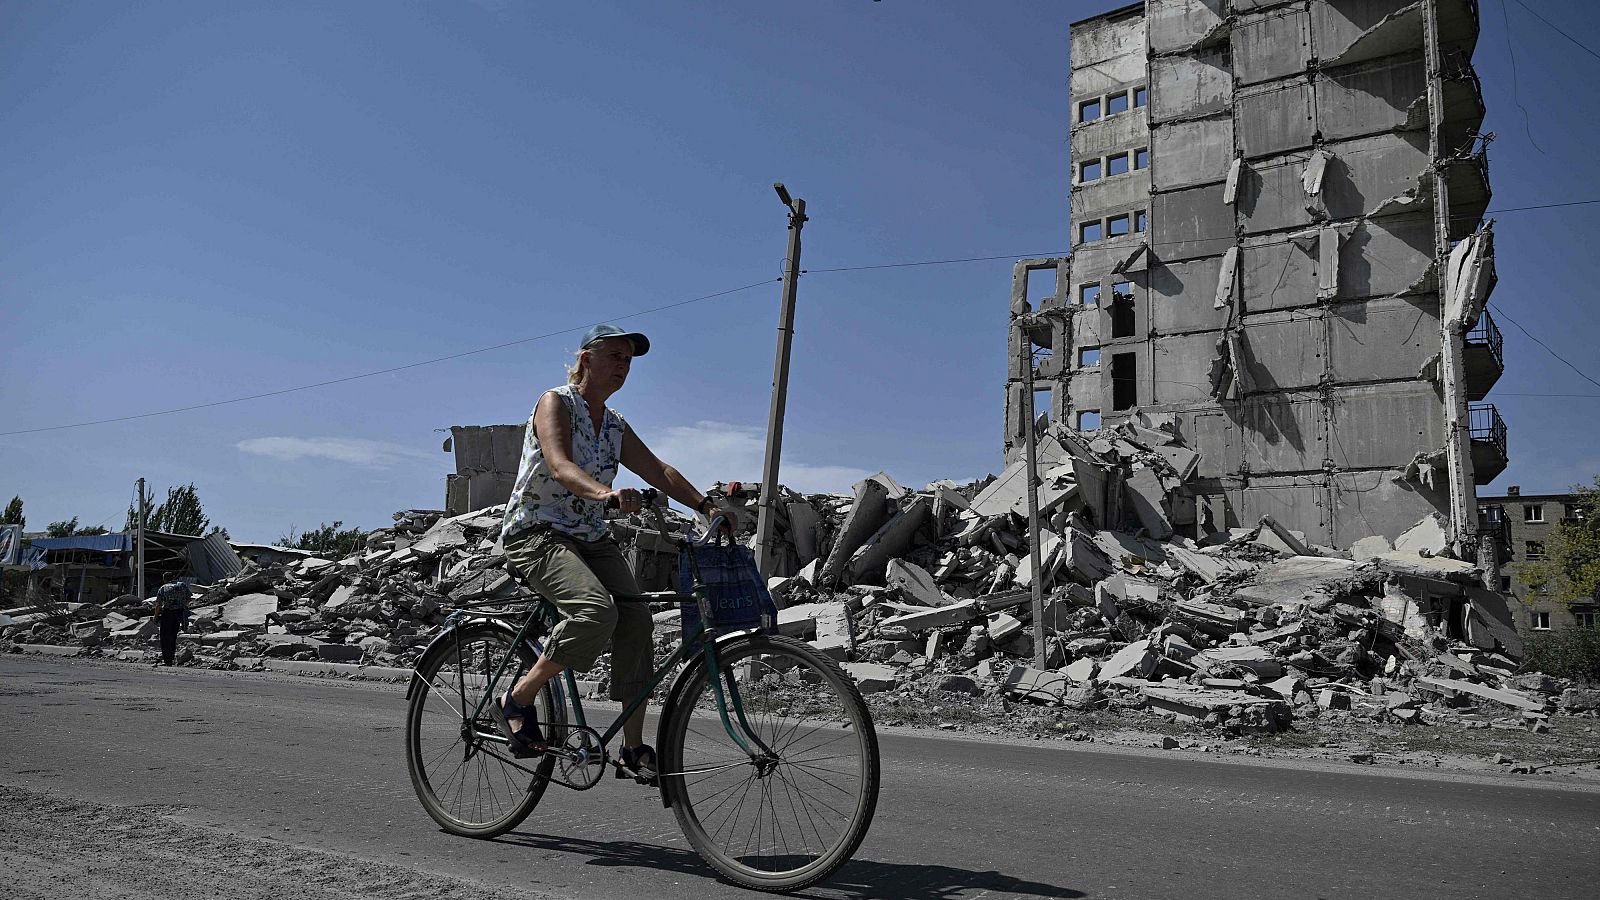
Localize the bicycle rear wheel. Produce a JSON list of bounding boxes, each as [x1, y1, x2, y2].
[[659, 634, 879, 892], [404, 622, 559, 838]]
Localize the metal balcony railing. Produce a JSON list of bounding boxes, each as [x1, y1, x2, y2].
[[1465, 311, 1503, 369], [1469, 403, 1507, 457]]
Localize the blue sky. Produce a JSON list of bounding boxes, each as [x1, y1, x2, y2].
[[3, 0, 1599, 543]]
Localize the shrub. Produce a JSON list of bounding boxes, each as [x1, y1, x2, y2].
[[1521, 627, 1600, 684]]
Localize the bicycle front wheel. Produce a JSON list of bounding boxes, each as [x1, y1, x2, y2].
[[660, 634, 879, 892], [404, 622, 559, 838]]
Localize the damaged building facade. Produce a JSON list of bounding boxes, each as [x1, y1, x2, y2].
[[1006, 0, 1503, 556]]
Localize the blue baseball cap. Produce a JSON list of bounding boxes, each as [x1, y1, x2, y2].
[[579, 323, 649, 356]]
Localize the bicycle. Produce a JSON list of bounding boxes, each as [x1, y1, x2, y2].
[[403, 492, 880, 892]]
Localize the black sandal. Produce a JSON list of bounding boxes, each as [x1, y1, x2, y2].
[[489, 689, 547, 758], [617, 744, 658, 786]]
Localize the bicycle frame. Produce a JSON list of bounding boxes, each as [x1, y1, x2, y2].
[[427, 588, 777, 766]]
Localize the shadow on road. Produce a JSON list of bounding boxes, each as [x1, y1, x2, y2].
[[491, 831, 1085, 899]]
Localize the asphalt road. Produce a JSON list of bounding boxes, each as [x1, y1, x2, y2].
[[2, 654, 1597, 900]]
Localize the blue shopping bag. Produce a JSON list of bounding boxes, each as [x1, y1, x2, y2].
[[679, 530, 778, 644]]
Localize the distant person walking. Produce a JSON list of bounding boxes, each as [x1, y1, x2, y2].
[[152, 579, 191, 666]]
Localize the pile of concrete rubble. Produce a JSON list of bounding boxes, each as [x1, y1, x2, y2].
[[6, 419, 1597, 734]]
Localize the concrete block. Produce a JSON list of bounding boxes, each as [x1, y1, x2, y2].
[[987, 613, 1023, 643], [880, 600, 980, 633], [842, 662, 897, 694], [316, 644, 364, 663], [1317, 688, 1351, 710], [1097, 639, 1158, 682], [1062, 657, 1098, 684], [885, 559, 947, 607], [1003, 665, 1068, 704]]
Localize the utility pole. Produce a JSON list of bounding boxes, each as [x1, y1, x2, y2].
[[135, 477, 147, 601], [753, 183, 807, 581], [1017, 315, 1047, 669]]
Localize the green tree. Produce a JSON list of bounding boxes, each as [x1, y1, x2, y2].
[[126, 483, 212, 536], [278, 521, 368, 558], [44, 518, 108, 537], [1520, 476, 1600, 611], [2, 496, 23, 529]]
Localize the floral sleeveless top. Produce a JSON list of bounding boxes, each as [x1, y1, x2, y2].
[[501, 384, 627, 543]]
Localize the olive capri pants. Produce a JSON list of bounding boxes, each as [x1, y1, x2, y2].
[[503, 525, 652, 701]]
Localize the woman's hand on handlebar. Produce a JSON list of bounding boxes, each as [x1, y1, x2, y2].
[[603, 487, 645, 514]]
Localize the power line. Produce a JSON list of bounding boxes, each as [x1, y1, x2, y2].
[[1498, 0, 1545, 153], [9, 190, 1600, 438], [1487, 301, 1600, 392], [0, 278, 779, 437], [1510, 0, 1600, 64]]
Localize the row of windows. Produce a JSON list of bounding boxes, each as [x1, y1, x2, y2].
[[1076, 280, 1132, 308], [1521, 502, 1585, 523], [1528, 610, 1595, 630], [1078, 86, 1147, 123], [1078, 209, 1146, 243], [1482, 501, 1586, 524], [1078, 148, 1149, 183]]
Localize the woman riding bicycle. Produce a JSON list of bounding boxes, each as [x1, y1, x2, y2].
[[493, 323, 732, 782]]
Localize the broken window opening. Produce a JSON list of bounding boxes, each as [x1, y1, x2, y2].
[[1132, 86, 1147, 108], [1133, 209, 1147, 233], [1079, 99, 1102, 123], [1080, 221, 1102, 243], [1500, 575, 1512, 592], [1111, 352, 1137, 410], [1109, 288, 1136, 339], [1107, 152, 1129, 176], [1107, 92, 1129, 115], [1524, 503, 1544, 523], [1134, 148, 1149, 170], [1526, 540, 1545, 560], [1564, 503, 1585, 522], [1077, 410, 1101, 432], [1111, 280, 1133, 299], [1079, 347, 1101, 367], [1078, 283, 1101, 307], [1531, 611, 1551, 630], [1575, 612, 1597, 629], [1025, 267, 1057, 305], [1080, 159, 1103, 182], [1033, 389, 1053, 426], [1107, 214, 1130, 237]]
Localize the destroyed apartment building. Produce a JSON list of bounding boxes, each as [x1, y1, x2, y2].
[[1006, 0, 1502, 564]]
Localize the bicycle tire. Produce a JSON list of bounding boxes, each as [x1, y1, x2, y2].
[[659, 634, 879, 892], [404, 622, 559, 838]]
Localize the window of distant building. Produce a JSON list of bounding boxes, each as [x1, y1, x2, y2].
[[1575, 612, 1597, 629], [1080, 220, 1103, 243], [1107, 213, 1130, 237], [1107, 92, 1129, 115], [1080, 159, 1103, 182], [1079, 98, 1102, 123], [1531, 611, 1551, 630], [1107, 152, 1129, 177], [1525, 503, 1545, 523], [1133, 86, 1148, 108], [1079, 283, 1101, 306], [1564, 503, 1585, 522], [1526, 540, 1545, 560], [1134, 148, 1149, 170]]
